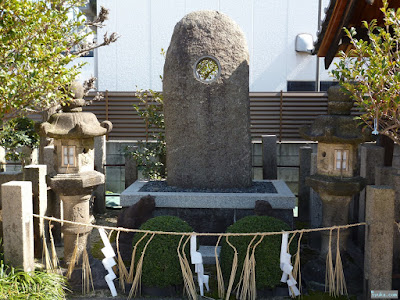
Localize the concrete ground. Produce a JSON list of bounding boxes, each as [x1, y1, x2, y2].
[[67, 290, 288, 299]]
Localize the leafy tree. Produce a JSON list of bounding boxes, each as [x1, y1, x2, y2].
[[0, 0, 119, 120], [331, 0, 400, 144]]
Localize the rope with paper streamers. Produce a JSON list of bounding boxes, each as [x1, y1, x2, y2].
[[34, 214, 365, 299]]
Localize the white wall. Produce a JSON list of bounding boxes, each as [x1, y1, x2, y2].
[[90, 0, 335, 92], [74, 56, 96, 84]]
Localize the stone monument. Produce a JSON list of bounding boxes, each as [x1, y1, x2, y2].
[[41, 82, 112, 265], [121, 11, 295, 235], [163, 10, 252, 189]]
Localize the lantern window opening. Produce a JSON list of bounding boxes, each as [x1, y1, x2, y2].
[[335, 149, 349, 171], [62, 145, 76, 167]]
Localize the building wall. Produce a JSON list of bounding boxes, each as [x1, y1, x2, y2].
[[80, 0, 337, 92]]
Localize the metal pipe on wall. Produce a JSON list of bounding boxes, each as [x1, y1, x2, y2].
[[315, 0, 322, 92]]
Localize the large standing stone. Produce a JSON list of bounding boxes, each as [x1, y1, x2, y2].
[[94, 135, 106, 213], [23, 165, 47, 258], [298, 146, 312, 222], [163, 11, 252, 189], [364, 185, 394, 295], [2, 181, 34, 272], [262, 135, 277, 180], [358, 144, 384, 247]]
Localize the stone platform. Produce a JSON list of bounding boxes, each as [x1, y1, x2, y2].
[[121, 180, 295, 240], [121, 180, 295, 210]]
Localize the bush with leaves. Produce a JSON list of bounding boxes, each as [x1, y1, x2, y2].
[[126, 89, 166, 179], [0, 117, 40, 166], [331, 0, 400, 144], [132, 216, 192, 288], [220, 216, 293, 290]]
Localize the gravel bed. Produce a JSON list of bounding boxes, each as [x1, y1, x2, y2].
[[139, 180, 277, 193]]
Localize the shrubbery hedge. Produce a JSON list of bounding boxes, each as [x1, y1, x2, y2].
[[220, 215, 292, 289], [132, 215, 193, 288]]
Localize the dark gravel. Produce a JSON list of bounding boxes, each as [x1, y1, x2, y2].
[[139, 181, 277, 193]]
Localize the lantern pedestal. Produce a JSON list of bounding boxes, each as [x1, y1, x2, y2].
[[307, 174, 365, 256], [49, 172, 104, 264]]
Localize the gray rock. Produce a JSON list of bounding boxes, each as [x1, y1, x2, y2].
[[117, 195, 155, 229], [163, 10, 252, 189], [254, 200, 273, 215], [116, 195, 155, 260]]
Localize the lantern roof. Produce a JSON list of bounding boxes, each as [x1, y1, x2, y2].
[[40, 82, 112, 139], [299, 85, 370, 144]]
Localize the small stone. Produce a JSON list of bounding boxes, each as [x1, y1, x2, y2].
[[254, 200, 273, 216], [117, 195, 156, 229], [117, 195, 156, 260]]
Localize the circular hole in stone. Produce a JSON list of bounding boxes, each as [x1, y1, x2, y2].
[[194, 56, 221, 83], [322, 152, 326, 157]]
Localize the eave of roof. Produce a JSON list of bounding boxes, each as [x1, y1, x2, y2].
[[313, 0, 400, 68], [314, 0, 359, 69]]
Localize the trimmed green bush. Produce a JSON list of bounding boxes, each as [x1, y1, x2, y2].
[[132, 216, 193, 288], [220, 216, 292, 289]]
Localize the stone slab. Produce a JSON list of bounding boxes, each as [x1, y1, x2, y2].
[[121, 180, 295, 209], [94, 136, 106, 213], [262, 135, 277, 180], [298, 146, 312, 222], [23, 165, 47, 258], [198, 245, 220, 265], [0, 171, 23, 208], [49, 171, 105, 195], [364, 185, 394, 295]]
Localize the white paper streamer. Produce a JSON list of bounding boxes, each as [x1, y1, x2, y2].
[[98, 228, 117, 297], [280, 233, 300, 297], [372, 118, 379, 135], [190, 235, 209, 296]]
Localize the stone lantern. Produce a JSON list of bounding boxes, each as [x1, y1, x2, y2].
[[300, 85, 369, 255], [40, 82, 112, 265]]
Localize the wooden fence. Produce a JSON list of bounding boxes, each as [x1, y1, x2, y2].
[[83, 91, 330, 141]]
